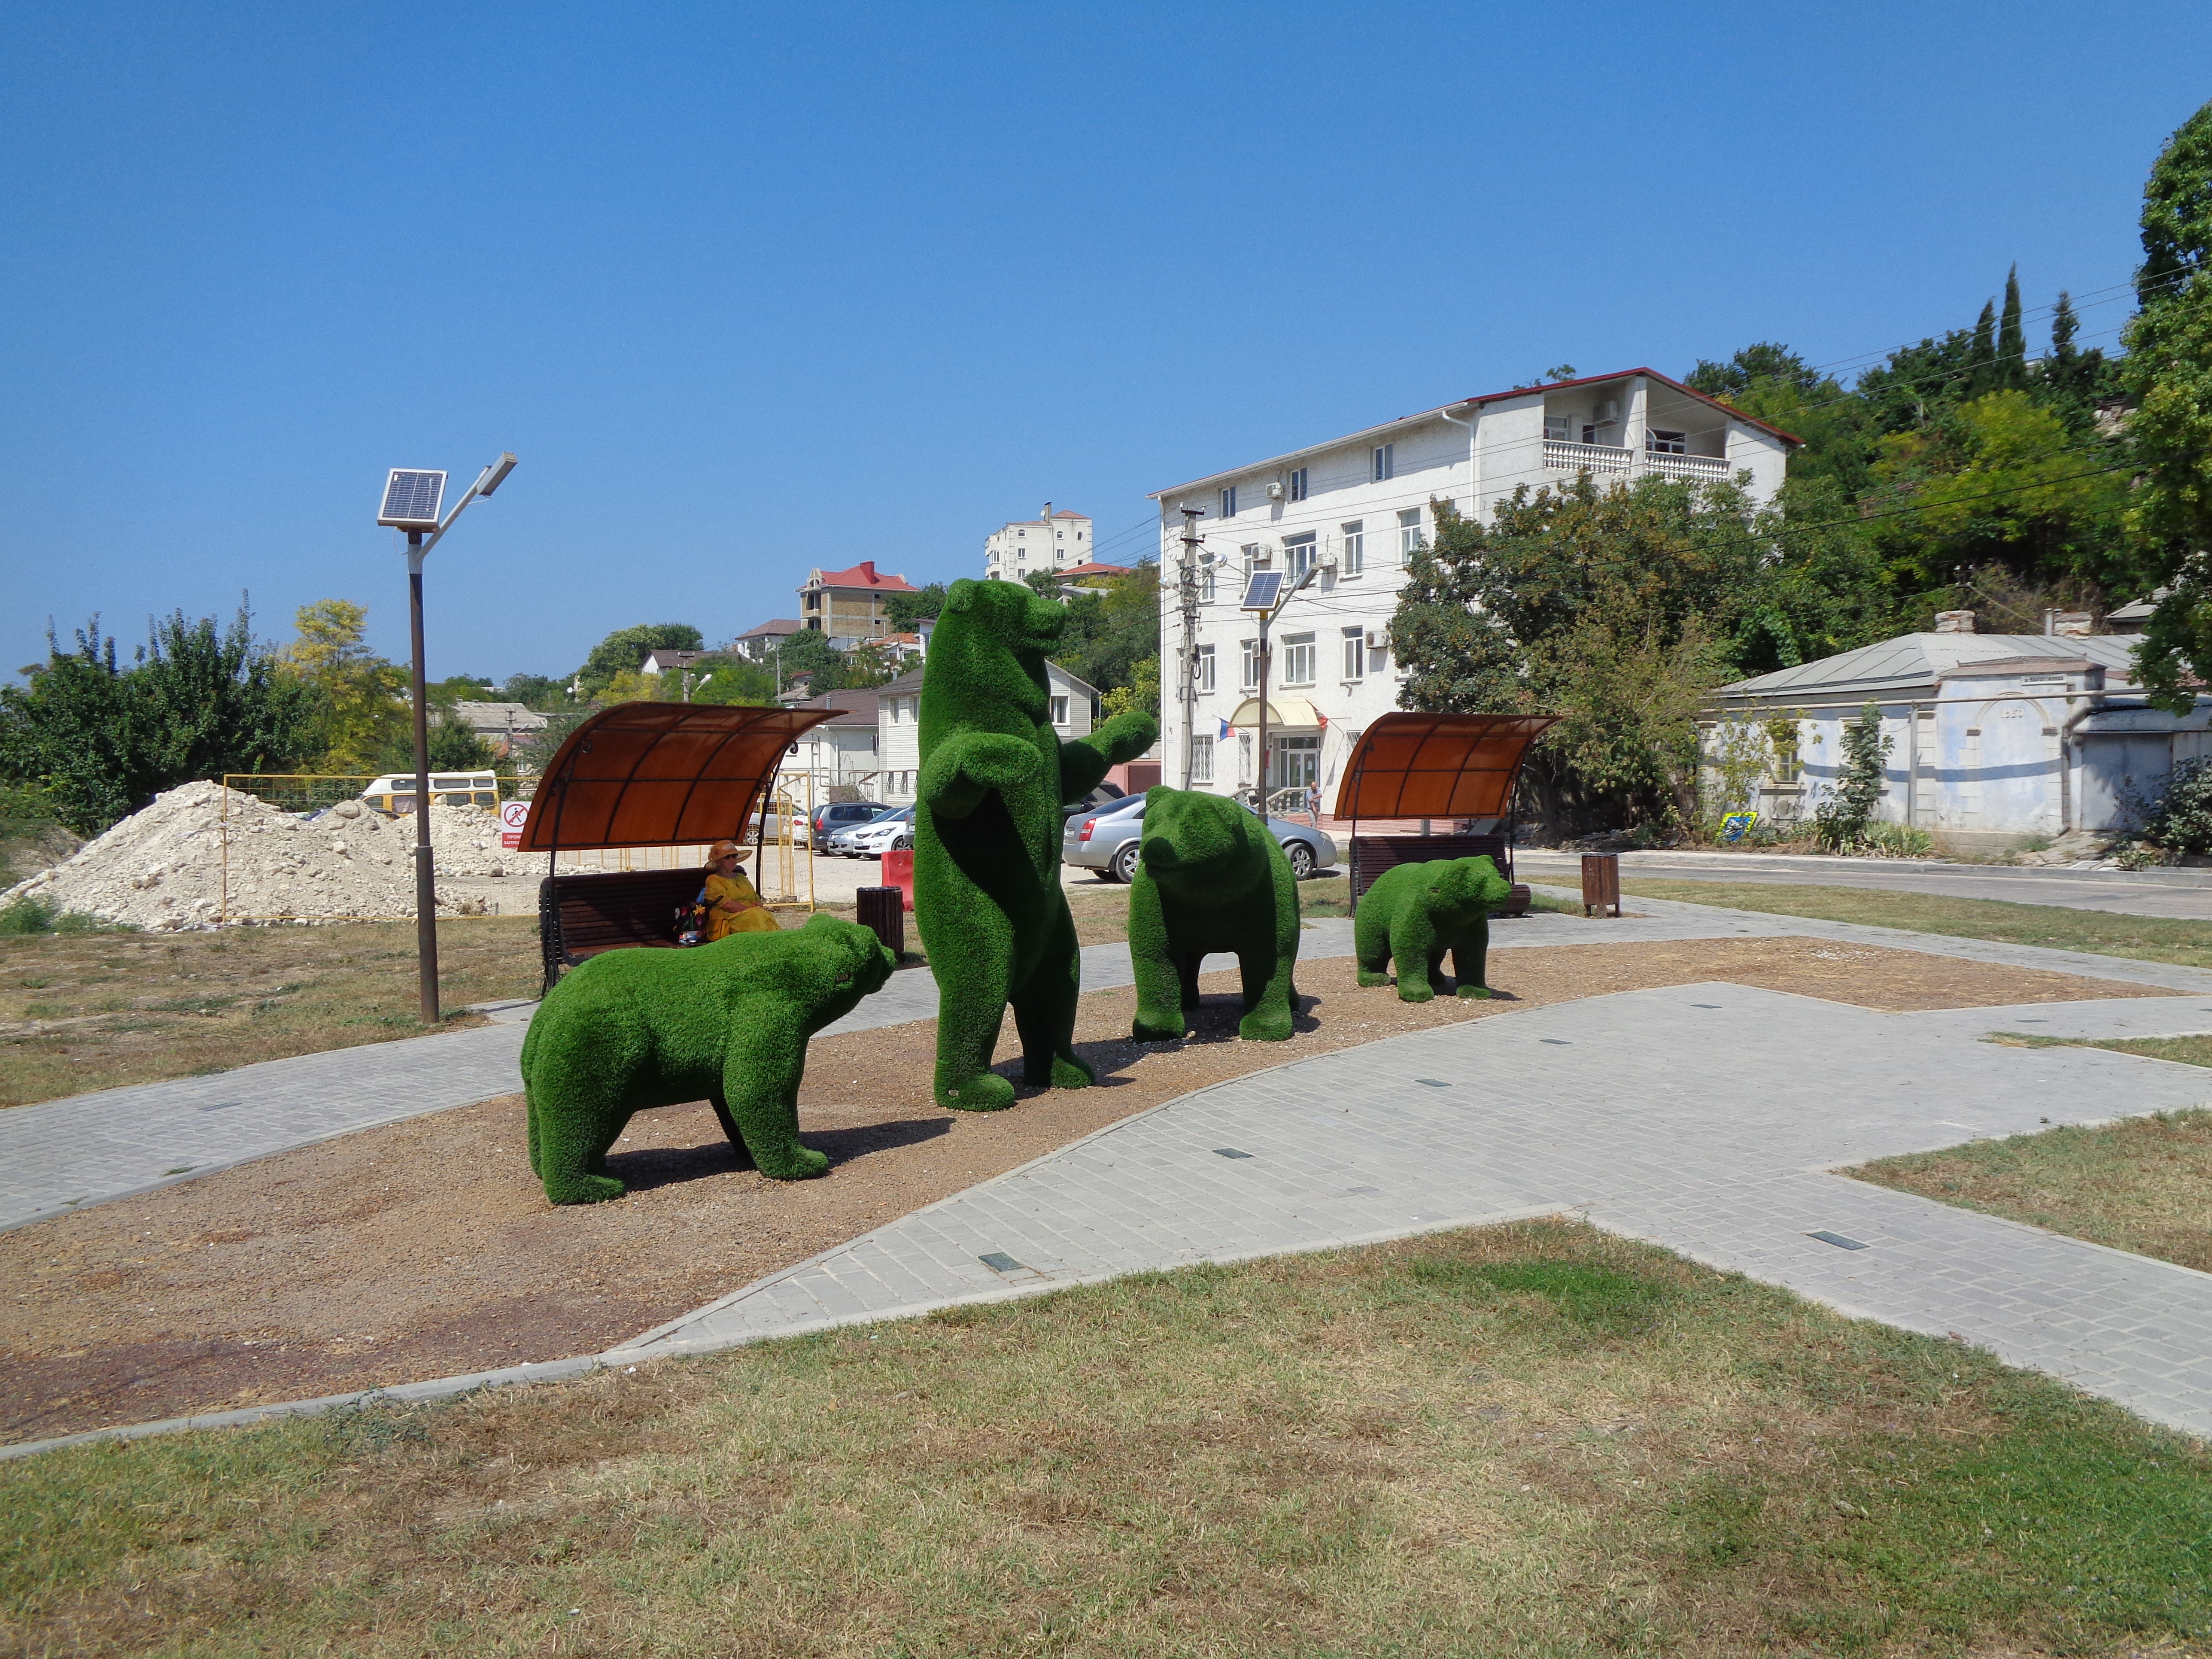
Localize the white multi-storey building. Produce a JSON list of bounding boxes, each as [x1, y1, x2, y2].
[[985, 504, 1094, 581], [1149, 368, 1798, 805]]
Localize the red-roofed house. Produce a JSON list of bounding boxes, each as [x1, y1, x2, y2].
[[798, 559, 919, 642]]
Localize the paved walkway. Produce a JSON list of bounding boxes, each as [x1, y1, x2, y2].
[[1515, 849, 2212, 920], [6, 896, 2209, 1235], [620, 984, 2212, 1437]]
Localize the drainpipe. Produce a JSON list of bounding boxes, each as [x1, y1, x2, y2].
[[1440, 402, 1478, 520]]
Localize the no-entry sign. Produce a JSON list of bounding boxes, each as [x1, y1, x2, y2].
[[499, 798, 530, 849]]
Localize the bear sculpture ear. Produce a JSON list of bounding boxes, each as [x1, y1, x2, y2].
[[944, 580, 975, 616]]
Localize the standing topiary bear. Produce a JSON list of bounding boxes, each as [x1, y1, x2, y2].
[[518, 913, 895, 1203], [1129, 787, 1301, 1042], [1354, 856, 1513, 1003], [915, 579, 1157, 1111]]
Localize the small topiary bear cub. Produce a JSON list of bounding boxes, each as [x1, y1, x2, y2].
[[1354, 855, 1513, 1003], [1129, 787, 1300, 1042], [518, 913, 895, 1203]]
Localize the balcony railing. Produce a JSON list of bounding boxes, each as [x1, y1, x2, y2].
[[1541, 440, 1732, 482]]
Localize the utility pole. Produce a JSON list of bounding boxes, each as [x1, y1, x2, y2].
[[1177, 506, 1204, 790], [1244, 562, 1322, 817]]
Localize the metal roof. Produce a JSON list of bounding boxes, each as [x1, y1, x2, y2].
[[1714, 633, 2145, 706], [1332, 711, 1560, 822], [517, 702, 833, 852]]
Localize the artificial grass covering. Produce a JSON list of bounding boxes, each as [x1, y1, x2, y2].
[[912, 579, 1155, 1112], [1356, 854, 1515, 1002], [1127, 787, 1301, 1042], [518, 915, 896, 1200], [6, 1218, 2208, 1657]]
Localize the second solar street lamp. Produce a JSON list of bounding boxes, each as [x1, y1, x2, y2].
[[377, 453, 518, 1025]]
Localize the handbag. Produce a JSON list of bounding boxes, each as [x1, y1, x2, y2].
[[675, 887, 711, 947]]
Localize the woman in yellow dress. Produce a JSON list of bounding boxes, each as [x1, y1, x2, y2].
[[702, 840, 779, 939]]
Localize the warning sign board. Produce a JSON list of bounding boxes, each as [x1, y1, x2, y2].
[[499, 798, 530, 850]]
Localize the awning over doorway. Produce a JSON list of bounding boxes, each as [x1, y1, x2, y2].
[[1225, 696, 1320, 729], [516, 702, 835, 852], [1331, 711, 1559, 822]]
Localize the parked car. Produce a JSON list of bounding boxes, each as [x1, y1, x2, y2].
[[811, 800, 885, 842], [1060, 781, 1126, 823], [845, 805, 916, 858], [826, 805, 905, 856], [1061, 797, 1338, 883]]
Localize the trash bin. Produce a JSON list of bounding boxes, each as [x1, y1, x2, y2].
[[856, 885, 906, 960], [1581, 854, 1621, 918]]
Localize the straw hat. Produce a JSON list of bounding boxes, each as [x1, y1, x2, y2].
[[708, 839, 752, 863]]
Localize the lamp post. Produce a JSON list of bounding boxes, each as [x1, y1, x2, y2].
[[1238, 560, 1322, 815], [376, 452, 518, 1025]]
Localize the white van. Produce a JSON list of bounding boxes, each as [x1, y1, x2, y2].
[[361, 772, 500, 814]]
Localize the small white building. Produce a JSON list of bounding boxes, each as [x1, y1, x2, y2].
[[731, 619, 803, 662], [985, 504, 1094, 582], [1708, 618, 2212, 851], [1150, 369, 1798, 805], [872, 660, 1098, 805], [447, 700, 549, 758], [782, 689, 881, 800]]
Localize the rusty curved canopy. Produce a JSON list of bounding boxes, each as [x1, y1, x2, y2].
[[516, 702, 834, 853], [1332, 711, 1560, 822]]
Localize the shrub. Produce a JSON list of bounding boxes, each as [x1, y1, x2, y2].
[[1860, 820, 1936, 857], [2139, 757, 2212, 855], [0, 894, 126, 935], [1814, 703, 1891, 851]]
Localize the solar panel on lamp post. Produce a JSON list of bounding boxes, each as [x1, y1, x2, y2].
[[376, 453, 518, 1026], [1238, 565, 1315, 816]]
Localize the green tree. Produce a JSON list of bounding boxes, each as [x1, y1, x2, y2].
[[1100, 655, 1159, 721], [885, 583, 948, 631], [1996, 265, 2027, 388], [426, 712, 498, 771], [2124, 99, 2212, 709], [688, 655, 778, 706], [1813, 703, 1893, 850], [1390, 484, 1884, 833], [282, 599, 411, 772], [0, 605, 319, 835], [574, 623, 704, 698], [772, 626, 854, 694], [497, 672, 570, 707]]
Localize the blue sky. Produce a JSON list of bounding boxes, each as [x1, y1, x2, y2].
[[3, 2, 2207, 686]]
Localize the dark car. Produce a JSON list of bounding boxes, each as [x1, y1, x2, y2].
[[810, 801, 885, 840]]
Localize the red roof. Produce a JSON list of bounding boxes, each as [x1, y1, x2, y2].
[[808, 559, 918, 593], [1058, 562, 1131, 579], [1051, 508, 1088, 519]]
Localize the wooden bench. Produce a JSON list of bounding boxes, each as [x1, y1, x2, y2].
[[537, 867, 710, 992], [1346, 833, 1530, 917]]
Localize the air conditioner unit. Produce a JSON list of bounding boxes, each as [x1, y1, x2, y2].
[[1365, 629, 1389, 653], [1266, 480, 1285, 500], [1596, 398, 1621, 423]]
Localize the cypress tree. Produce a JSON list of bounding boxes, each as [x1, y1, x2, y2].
[[1997, 264, 2026, 385], [1968, 298, 1998, 395]]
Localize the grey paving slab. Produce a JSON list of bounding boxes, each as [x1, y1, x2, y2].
[[620, 981, 2212, 1438]]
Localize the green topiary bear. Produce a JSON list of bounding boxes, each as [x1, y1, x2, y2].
[[914, 578, 1157, 1112], [518, 913, 896, 1203], [1354, 856, 1514, 1003], [1129, 787, 1301, 1042]]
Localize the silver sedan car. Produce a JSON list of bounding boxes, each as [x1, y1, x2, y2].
[[1063, 795, 1339, 883]]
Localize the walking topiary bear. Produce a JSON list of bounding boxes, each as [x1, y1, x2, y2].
[[915, 578, 1157, 1112], [518, 913, 895, 1203], [1129, 787, 1300, 1042], [1354, 855, 1514, 1003]]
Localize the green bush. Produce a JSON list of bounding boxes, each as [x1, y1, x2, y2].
[[2141, 757, 2212, 855], [1860, 820, 1936, 857], [0, 894, 126, 935], [1814, 702, 1892, 851]]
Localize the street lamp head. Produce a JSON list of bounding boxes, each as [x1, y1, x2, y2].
[[477, 452, 519, 496], [377, 469, 447, 530]]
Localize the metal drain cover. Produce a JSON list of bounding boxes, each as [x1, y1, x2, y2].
[[1807, 1231, 1869, 1251]]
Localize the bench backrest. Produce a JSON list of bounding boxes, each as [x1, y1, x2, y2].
[[538, 867, 711, 990], [1346, 833, 1511, 901]]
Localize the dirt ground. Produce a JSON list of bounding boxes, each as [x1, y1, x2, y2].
[[0, 935, 2160, 1443]]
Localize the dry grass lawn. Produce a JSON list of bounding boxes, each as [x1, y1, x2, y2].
[[5, 1218, 2210, 1658]]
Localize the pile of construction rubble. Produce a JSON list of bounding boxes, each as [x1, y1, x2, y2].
[[0, 781, 523, 930]]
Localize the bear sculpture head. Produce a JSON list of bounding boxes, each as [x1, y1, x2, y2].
[[922, 578, 1065, 733], [1136, 787, 1269, 900], [802, 911, 899, 997], [1425, 855, 1513, 919]]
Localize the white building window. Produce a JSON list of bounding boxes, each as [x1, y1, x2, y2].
[[1194, 644, 1215, 692], [1280, 632, 1316, 687], [1241, 542, 1265, 582], [1049, 695, 1070, 726], [1220, 485, 1237, 519], [1191, 738, 1213, 784], [1544, 414, 1571, 442], [1342, 626, 1366, 681], [1288, 466, 1308, 502], [1200, 562, 1216, 602], [1240, 638, 1260, 691], [1340, 521, 1364, 575], [1372, 444, 1394, 482], [1646, 428, 1688, 455], [1398, 507, 1423, 556], [1283, 532, 1316, 580]]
